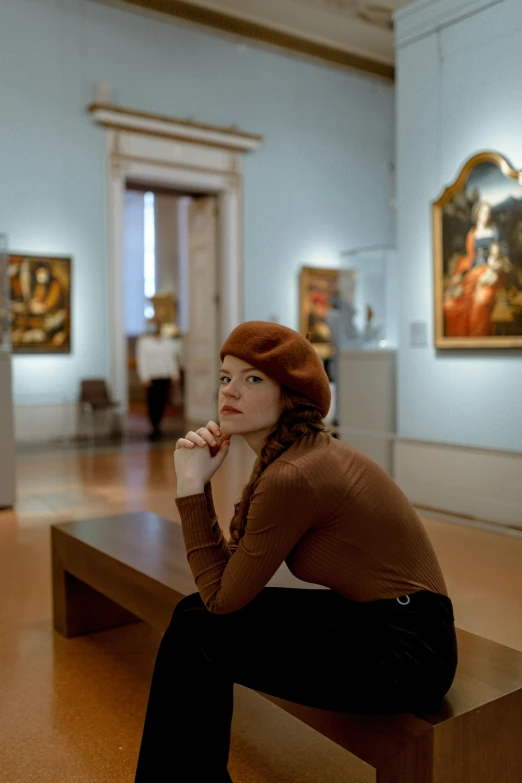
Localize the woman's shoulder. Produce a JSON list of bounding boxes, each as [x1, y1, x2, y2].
[[280, 431, 389, 476], [256, 448, 317, 501], [266, 432, 364, 499], [276, 430, 346, 472]]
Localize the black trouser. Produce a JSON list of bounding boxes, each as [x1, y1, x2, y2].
[[134, 588, 457, 782], [146, 378, 171, 432]]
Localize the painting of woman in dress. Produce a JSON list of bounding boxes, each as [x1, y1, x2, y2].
[[434, 153, 522, 348]]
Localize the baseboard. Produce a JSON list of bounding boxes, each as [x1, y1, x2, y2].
[[414, 504, 522, 539], [394, 438, 522, 530]]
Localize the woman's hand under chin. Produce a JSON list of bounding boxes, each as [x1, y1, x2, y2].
[[174, 421, 231, 497]]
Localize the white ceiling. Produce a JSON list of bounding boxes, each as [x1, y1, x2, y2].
[[179, 0, 414, 65]]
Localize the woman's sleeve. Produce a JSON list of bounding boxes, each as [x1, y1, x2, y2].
[[45, 279, 62, 310], [176, 481, 231, 563], [176, 462, 317, 614], [204, 482, 231, 561]]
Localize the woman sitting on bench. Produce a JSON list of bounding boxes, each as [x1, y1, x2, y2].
[[134, 321, 457, 783]]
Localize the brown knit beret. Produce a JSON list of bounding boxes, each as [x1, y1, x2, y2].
[[220, 321, 331, 418]]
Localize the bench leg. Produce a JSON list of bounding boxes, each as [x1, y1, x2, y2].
[[376, 731, 434, 783], [377, 763, 433, 783], [377, 687, 522, 783], [53, 565, 140, 638], [429, 689, 522, 783]]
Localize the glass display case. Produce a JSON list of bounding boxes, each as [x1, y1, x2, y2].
[[0, 233, 9, 353], [338, 244, 397, 349]]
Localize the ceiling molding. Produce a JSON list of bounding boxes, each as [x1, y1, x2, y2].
[[296, 0, 394, 31], [95, 0, 395, 80], [88, 103, 263, 152]]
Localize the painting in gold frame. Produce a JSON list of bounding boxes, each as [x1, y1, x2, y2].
[[299, 266, 340, 360], [433, 152, 522, 349], [8, 253, 72, 354]]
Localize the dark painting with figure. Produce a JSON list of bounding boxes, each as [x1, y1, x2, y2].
[[8, 254, 72, 353], [299, 267, 339, 360], [433, 152, 522, 348]]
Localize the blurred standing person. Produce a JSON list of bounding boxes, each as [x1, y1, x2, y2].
[[170, 331, 185, 407], [136, 319, 180, 440]]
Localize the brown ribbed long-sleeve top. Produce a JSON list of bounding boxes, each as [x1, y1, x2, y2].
[[175, 432, 447, 614]]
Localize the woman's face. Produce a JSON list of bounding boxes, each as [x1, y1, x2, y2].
[[36, 267, 50, 285], [218, 355, 282, 441]]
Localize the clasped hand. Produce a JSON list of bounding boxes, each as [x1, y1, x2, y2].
[[174, 421, 231, 497]]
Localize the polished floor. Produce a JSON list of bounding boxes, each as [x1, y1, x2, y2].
[[1, 436, 522, 783]]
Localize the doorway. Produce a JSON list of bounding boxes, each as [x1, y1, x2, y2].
[[89, 103, 261, 433], [123, 185, 220, 439]]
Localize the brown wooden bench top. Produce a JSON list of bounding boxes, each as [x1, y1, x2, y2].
[[51, 512, 522, 783]]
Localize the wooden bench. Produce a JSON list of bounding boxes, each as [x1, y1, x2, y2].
[[51, 512, 522, 783]]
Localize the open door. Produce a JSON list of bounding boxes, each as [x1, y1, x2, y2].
[[185, 196, 220, 423]]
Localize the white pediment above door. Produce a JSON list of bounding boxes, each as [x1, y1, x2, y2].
[[89, 103, 262, 153]]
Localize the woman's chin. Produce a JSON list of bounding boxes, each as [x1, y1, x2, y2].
[[219, 418, 243, 434]]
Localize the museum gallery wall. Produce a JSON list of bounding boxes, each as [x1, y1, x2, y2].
[[394, 0, 522, 528], [0, 0, 394, 440]]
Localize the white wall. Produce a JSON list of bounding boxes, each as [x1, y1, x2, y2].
[[395, 0, 522, 455], [0, 0, 395, 439], [394, 0, 522, 527]]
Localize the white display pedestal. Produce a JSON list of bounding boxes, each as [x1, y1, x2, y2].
[[338, 350, 396, 475], [0, 353, 16, 507]]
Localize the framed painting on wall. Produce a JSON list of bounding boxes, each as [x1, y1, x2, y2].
[[299, 266, 339, 360], [8, 253, 72, 354], [433, 152, 522, 348]]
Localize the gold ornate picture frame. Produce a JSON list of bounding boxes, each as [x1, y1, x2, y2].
[[433, 152, 522, 349], [8, 253, 72, 354]]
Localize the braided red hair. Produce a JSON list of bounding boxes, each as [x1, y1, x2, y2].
[[228, 387, 328, 552]]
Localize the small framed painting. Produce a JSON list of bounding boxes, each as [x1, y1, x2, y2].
[[299, 266, 340, 360], [8, 253, 72, 354], [433, 152, 522, 348]]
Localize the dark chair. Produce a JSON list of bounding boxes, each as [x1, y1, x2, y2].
[[79, 379, 121, 443]]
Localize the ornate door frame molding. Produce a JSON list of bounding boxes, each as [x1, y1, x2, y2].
[[89, 103, 262, 416]]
